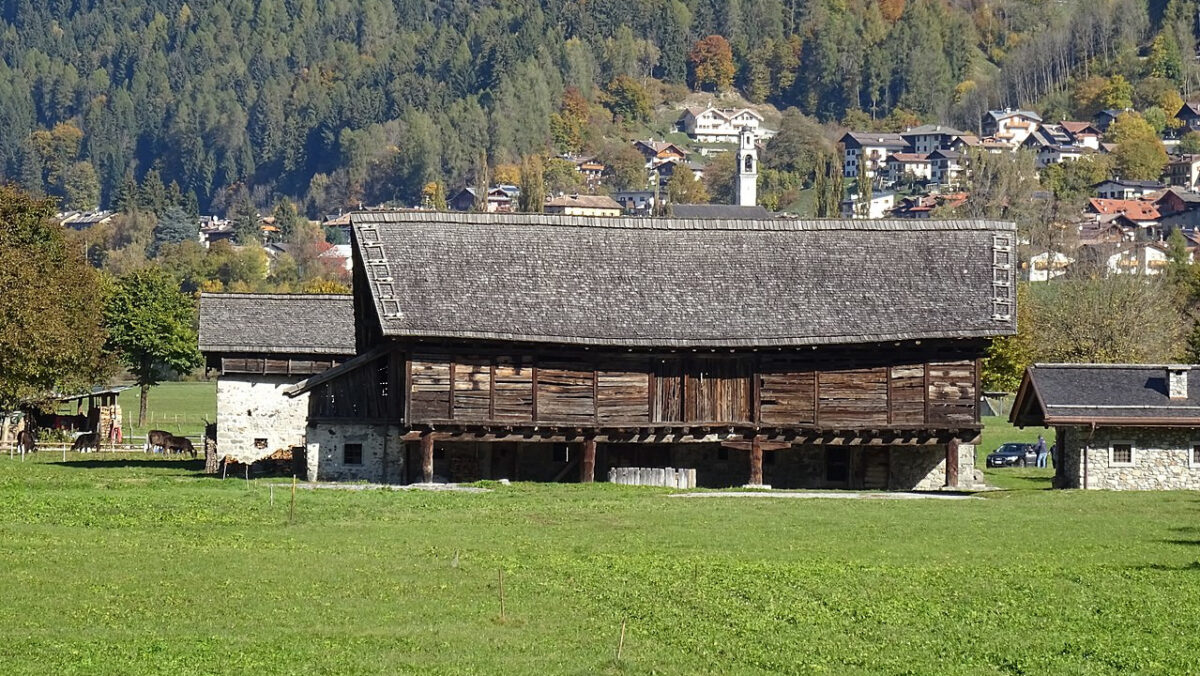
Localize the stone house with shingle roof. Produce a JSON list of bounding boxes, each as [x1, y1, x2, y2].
[[1012, 364, 1200, 489], [283, 212, 1016, 488], [198, 293, 355, 466]]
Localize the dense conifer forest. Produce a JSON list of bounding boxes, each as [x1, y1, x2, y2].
[[0, 0, 1192, 215]]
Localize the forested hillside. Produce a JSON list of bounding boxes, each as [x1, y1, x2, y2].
[[0, 0, 1191, 215]]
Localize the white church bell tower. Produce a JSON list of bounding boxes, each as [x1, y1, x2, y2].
[[736, 126, 757, 207]]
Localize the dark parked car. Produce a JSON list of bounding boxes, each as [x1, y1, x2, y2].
[[986, 442, 1036, 468]]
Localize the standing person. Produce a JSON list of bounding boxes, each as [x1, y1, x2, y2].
[[1047, 443, 1056, 469], [1034, 435, 1048, 468]]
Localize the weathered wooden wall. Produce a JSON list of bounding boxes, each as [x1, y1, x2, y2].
[[214, 355, 342, 376], [310, 355, 395, 420], [375, 344, 982, 429]]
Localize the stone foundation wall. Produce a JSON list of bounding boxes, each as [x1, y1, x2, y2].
[[216, 375, 311, 463], [1059, 425, 1200, 490], [306, 423, 405, 483]]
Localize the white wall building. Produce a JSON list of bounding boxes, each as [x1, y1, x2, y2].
[[198, 293, 356, 467], [680, 107, 768, 143]]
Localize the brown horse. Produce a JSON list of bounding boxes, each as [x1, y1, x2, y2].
[[15, 429, 35, 456], [164, 435, 196, 458], [71, 432, 99, 453], [145, 429, 172, 453]]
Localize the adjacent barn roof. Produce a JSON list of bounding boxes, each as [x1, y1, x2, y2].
[[198, 293, 356, 355], [1011, 364, 1200, 427], [351, 212, 1017, 348]]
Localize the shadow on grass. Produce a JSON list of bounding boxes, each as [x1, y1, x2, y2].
[[1135, 561, 1200, 571], [51, 459, 206, 472]]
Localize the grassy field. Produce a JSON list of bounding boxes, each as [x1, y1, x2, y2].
[[54, 381, 216, 441], [116, 381, 217, 440], [3, 450, 1200, 674], [979, 415, 1055, 490]]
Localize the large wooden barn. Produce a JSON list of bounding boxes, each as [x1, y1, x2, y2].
[[288, 212, 1016, 489]]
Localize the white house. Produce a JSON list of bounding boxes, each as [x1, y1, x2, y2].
[[983, 109, 1042, 146], [680, 107, 768, 143], [900, 125, 970, 155], [840, 132, 909, 182], [929, 149, 966, 186], [1167, 155, 1200, 191], [839, 192, 896, 219], [1028, 251, 1074, 282], [1093, 179, 1166, 200], [1106, 242, 1175, 276], [886, 153, 932, 183]]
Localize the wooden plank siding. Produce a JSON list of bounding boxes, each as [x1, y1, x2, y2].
[[310, 354, 394, 419], [390, 347, 981, 430], [219, 356, 341, 375], [306, 343, 983, 431]]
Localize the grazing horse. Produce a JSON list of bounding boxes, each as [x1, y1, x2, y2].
[[15, 429, 35, 456], [71, 432, 99, 453], [145, 429, 172, 454], [164, 435, 196, 458]]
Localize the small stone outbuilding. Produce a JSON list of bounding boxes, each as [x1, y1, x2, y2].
[[198, 293, 356, 466], [1011, 363, 1200, 490]]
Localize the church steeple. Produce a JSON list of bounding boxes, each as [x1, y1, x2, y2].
[[736, 126, 757, 207]]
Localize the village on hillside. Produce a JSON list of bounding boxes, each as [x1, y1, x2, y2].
[[9, 2, 1200, 672]]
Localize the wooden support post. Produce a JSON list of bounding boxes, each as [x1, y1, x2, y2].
[[945, 437, 959, 489], [749, 436, 763, 486], [421, 432, 434, 484], [580, 437, 597, 483]]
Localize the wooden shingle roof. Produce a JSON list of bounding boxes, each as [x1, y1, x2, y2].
[[198, 293, 356, 355], [351, 212, 1016, 349]]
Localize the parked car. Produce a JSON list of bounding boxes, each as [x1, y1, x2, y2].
[[986, 442, 1036, 468]]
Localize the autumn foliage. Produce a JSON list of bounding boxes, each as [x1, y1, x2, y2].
[[688, 35, 735, 92]]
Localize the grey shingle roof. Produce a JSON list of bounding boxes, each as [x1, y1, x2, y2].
[[198, 293, 356, 355], [351, 212, 1016, 348], [670, 204, 773, 219], [1017, 364, 1200, 424]]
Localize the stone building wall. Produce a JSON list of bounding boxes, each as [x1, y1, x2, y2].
[[216, 375, 311, 464], [1058, 425, 1200, 490], [306, 423, 406, 483]]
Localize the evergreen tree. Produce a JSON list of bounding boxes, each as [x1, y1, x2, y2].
[[150, 206, 198, 257]]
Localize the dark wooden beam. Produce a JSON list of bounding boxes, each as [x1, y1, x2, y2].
[[531, 362, 539, 423], [580, 437, 596, 483], [720, 440, 792, 451], [945, 437, 959, 488], [447, 359, 456, 420], [749, 436, 763, 486], [489, 361, 496, 421], [420, 432, 434, 484]]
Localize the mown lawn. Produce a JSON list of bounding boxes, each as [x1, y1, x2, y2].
[[2, 453, 1200, 674]]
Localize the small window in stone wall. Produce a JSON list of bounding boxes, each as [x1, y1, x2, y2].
[[344, 443, 363, 465], [1192, 445, 1200, 467], [1111, 443, 1133, 466], [254, 438, 268, 449]]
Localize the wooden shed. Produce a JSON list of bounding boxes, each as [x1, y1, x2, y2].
[[288, 212, 1017, 489]]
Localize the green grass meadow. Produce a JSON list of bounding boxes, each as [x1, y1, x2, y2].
[[54, 381, 216, 441], [3, 437, 1200, 673]]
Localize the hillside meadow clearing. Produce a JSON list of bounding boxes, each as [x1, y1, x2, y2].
[[3, 441, 1200, 675]]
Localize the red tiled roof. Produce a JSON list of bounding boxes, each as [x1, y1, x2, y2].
[[1087, 198, 1160, 220]]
